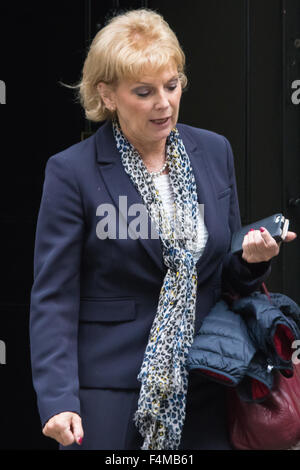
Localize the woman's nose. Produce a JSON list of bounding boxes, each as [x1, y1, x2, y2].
[[154, 91, 169, 110]]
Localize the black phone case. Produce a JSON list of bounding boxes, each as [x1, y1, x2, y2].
[[231, 213, 288, 254]]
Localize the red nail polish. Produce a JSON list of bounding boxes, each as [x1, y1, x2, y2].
[[78, 437, 83, 445], [260, 227, 265, 232], [250, 228, 254, 231]]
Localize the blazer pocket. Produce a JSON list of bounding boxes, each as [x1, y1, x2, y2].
[[217, 187, 231, 199], [79, 298, 136, 322]]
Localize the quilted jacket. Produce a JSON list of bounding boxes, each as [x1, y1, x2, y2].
[[187, 291, 300, 402]]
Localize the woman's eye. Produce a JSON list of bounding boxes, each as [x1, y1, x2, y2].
[[134, 82, 178, 98], [136, 92, 150, 97], [135, 89, 151, 97]]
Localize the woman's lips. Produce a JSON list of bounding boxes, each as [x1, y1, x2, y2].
[[150, 117, 171, 127]]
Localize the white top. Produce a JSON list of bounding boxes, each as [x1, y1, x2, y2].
[[153, 173, 209, 260]]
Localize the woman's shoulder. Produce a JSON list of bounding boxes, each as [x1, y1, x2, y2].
[[177, 122, 229, 147], [46, 120, 111, 170], [176, 122, 231, 165], [47, 132, 96, 169]]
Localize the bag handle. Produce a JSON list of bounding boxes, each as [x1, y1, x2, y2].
[[260, 281, 272, 302]]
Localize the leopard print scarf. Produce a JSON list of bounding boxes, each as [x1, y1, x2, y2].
[[112, 118, 201, 450]]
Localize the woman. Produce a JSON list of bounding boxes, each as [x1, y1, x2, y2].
[[29, 9, 297, 450]]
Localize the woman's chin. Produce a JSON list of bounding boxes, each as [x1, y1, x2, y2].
[[147, 122, 175, 141]]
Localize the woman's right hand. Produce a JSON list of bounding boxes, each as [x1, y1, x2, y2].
[[42, 411, 84, 446]]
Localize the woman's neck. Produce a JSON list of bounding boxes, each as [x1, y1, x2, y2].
[[115, 118, 169, 173], [123, 133, 168, 173], [139, 146, 167, 173]]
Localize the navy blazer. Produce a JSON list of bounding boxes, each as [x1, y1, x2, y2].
[[29, 120, 271, 427]]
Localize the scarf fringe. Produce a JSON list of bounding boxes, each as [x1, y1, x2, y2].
[[133, 411, 182, 450]]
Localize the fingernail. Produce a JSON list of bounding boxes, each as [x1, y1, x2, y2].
[[260, 227, 265, 232], [78, 437, 83, 445], [250, 228, 254, 231]]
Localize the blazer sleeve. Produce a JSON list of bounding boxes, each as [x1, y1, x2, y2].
[[220, 137, 272, 296], [29, 153, 84, 428]]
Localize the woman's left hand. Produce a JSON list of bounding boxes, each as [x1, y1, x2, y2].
[[241, 227, 297, 263]]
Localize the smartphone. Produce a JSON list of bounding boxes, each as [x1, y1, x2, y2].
[[231, 213, 290, 254]]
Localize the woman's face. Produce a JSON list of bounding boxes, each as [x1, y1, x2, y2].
[[103, 64, 182, 149]]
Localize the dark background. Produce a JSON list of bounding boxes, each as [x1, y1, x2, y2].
[[0, 0, 299, 449]]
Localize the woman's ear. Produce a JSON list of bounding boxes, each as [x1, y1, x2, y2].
[[97, 82, 116, 112]]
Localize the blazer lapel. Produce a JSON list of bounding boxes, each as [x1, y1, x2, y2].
[[95, 120, 165, 272], [95, 120, 220, 282], [179, 125, 222, 283]]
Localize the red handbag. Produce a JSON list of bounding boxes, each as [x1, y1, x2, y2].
[[227, 283, 300, 450]]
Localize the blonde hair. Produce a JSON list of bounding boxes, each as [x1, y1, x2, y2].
[[63, 9, 187, 122]]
